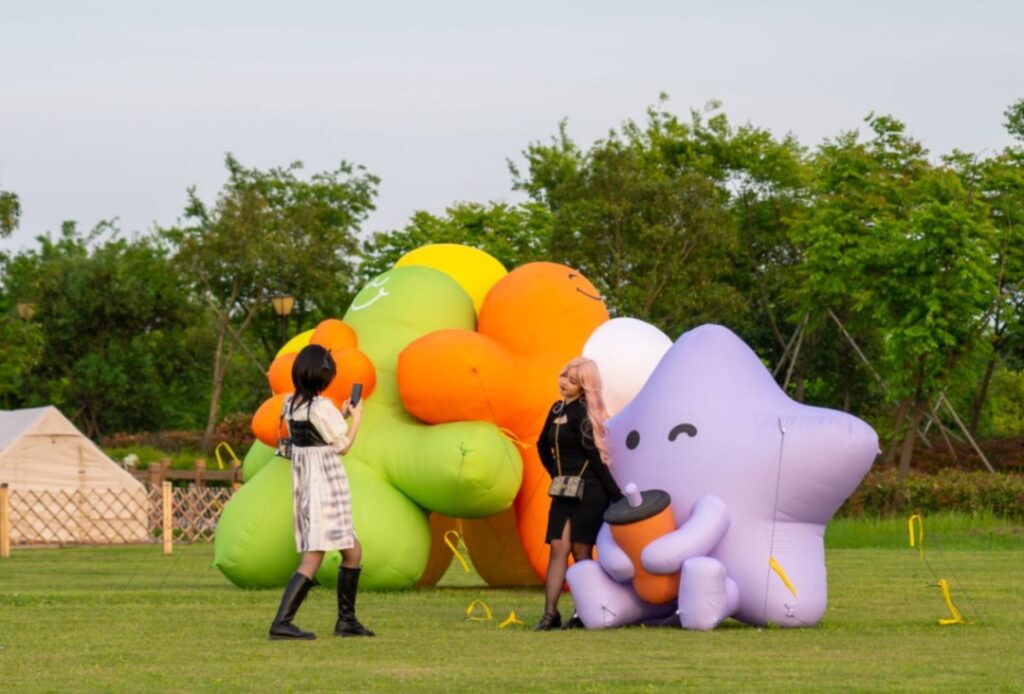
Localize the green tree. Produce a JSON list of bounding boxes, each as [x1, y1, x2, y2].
[[358, 201, 552, 282], [959, 99, 1024, 433], [982, 364, 1024, 434], [795, 115, 996, 477], [638, 102, 813, 373], [163, 155, 378, 451], [1, 221, 210, 435], [512, 99, 815, 348], [0, 188, 19, 238], [0, 188, 42, 396], [0, 314, 44, 401], [512, 109, 742, 335]]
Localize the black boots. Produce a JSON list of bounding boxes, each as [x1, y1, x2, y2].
[[269, 567, 374, 640], [334, 566, 375, 637], [269, 573, 316, 640], [562, 613, 585, 630]]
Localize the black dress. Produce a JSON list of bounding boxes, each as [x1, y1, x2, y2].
[[537, 397, 622, 545]]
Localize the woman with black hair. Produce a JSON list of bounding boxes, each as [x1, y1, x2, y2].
[[269, 343, 374, 640]]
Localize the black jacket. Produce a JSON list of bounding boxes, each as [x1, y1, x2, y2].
[[537, 397, 622, 501]]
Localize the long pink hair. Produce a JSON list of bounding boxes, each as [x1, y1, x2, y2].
[[564, 357, 612, 465]]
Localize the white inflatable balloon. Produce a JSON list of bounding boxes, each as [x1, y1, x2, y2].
[[583, 317, 672, 415]]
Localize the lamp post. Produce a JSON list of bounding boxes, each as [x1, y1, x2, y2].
[[270, 294, 295, 348], [15, 301, 36, 320]]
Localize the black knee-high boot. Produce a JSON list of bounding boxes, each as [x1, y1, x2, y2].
[[269, 573, 316, 640], [334, 567, 375, 637]]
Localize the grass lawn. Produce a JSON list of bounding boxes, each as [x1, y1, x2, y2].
[[1, 515, 1022, 692]]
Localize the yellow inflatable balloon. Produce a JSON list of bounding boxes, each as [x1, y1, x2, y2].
[[275, 329, 314, 358], [396, 244, 506, 315]]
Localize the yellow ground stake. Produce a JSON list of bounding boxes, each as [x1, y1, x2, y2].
[[444, 530, 471, 573], [466, 599, 493, 622], [498, 611, 524, 628], [908, 514, 966, 625], [907, 514, 924, 559], [935, 579, 966, 626], [214, 442, 241, 471]]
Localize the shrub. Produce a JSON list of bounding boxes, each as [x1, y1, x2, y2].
[[909, 435, 1024, 474], [104, 446, 206, 470], [841, 468, 1024, 519], [101, 414, 255, 456]]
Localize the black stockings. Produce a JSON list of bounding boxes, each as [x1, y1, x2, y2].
[[543, 520, 594, 617]]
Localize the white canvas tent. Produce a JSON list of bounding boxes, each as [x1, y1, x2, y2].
[[0, 406, 149, 544]]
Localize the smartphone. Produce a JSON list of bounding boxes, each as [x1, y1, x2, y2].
[[350, 383, 363, 407]]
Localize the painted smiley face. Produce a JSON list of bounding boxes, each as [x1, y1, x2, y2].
[[623, 422, 698, 450], [344, 267, 477, 374], [568, 271, 603, 302], [349, 275, 392, 312]]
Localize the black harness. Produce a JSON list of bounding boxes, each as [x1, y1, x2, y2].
[[288, 418, 329, 447], [285, 398, 329, 447]]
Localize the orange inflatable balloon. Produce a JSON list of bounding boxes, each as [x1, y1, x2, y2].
[[267, 351, 297, 395], [322, 347, 377, 406], [461, 507, 542, 587], [398, 262, 609, 581], [413, 514, 462, 587], [478, 262, 607, 357], [311, 319, 358, 354], [397, 330, 516, 424], [252, 393, 290, 447]]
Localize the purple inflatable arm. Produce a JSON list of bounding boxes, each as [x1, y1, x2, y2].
[[640, 495, 729, 574], [596, 524, 635, 581]]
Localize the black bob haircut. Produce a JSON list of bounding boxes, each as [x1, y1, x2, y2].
[[289, 344, 337, 413]]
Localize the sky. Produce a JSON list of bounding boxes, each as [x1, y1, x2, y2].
[[1, 0, 1022, 253]]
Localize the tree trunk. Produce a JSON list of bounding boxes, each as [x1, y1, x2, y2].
[[793, 360, 807, 403], [883, 398, 911, 467], [201, 318, 229, 454], [897, 403, 925, 481], [790, 321, 815, 403], [792, 330, 815, 403], [968, 355, 997, 436]]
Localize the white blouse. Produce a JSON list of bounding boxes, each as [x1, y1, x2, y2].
[[283, 395, 351, 453]]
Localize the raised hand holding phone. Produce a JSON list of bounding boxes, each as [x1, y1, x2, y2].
[[343, 383, 364, 422]]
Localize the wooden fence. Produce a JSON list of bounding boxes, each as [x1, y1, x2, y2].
[[127, 456, 243, 488], [0, 481, 235, 556]]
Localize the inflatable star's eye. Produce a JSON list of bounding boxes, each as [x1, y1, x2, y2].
[[568, 272, 577, 279], [626, 430, 640, 450], [668, 423, 698, 441]]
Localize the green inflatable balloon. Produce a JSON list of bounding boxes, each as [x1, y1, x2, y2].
[[314, 459, 430, 589], [213, 266, 522, 590], [214, 456, 432, 590], [342, 267, 521, 521], [242, 440, 277, 482], [213, 457, 299, 588]]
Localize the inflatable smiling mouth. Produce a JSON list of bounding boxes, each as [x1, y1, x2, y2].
[[350, 288, 389, 311], [350, 276, 392, 311], [576, 287, 603, 301]]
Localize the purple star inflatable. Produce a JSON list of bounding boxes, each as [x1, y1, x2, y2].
[[567, 324, 879, 629]]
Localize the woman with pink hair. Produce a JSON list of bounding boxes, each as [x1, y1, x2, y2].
[[534, 357, 622, 630]]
